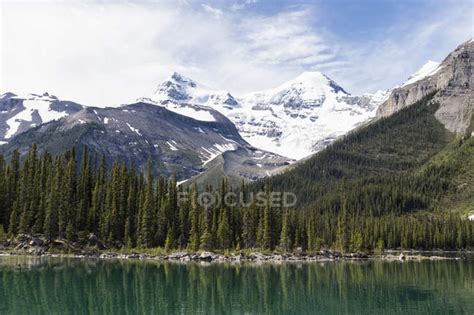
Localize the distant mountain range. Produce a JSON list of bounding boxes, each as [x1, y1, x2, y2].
[[1, 39, 471, 185]]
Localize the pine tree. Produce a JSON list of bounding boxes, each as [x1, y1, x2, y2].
[[138, 161, 155, 248], [62, 153, 77, 239], [76, 147, 92, 233], [200, 206, 213, 251], [164, 226, 174, 251], [334, 208, 348, 253], [350, 230, 363, 252], [280, 208, 291, 251], [217, 207, 232, 249], [260, 184, 273, 250], [43, 157, 62, 240], [241, 201, 257, 249], [188, 184, 200, 251]]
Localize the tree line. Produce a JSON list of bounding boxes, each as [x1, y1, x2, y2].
[[0, 145, 472, 252]]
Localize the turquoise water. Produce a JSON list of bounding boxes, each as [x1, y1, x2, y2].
[[0, 256, 473, 314]]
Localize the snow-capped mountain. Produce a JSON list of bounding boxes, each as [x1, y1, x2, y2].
[[0, 92, 83, 143], [145, 71, 389, 159], [401, 60, 441, 87], [140, 72, 239, 110]]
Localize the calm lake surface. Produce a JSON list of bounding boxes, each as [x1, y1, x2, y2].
[[0, 256, 472, 314]]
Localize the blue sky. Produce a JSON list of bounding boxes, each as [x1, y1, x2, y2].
[[1, 0, 472, 106]]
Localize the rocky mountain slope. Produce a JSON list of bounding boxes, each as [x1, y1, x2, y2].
[[143, 72, 389, 159], [0, 101, 290, 181], [377, 39, 473, 134]]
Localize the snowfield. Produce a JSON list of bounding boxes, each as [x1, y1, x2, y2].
[[143, 71, 389, 159]]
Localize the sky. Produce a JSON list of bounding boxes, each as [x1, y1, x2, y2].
[[0, 0, 473, 107]]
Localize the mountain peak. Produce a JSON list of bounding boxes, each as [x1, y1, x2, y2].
[[169, 72, 197, 86], [146, 72, 239, 110], [278, 71, 348, 95], [402, 60, 440, 87], [152, 72, 198, 102], [293, 71, 326, 81]]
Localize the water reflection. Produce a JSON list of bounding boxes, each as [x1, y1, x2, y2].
[[0, 257, 473, 314]]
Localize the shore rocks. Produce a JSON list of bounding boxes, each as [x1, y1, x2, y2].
[[87, 250, 364, 263], [199, 251, 217, 261], [87, 233, 105, 250], [3, 235, 466, 263], [13, 234, 48, 256]]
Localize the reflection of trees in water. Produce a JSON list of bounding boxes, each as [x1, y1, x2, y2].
[[0, 258, 473, 314]]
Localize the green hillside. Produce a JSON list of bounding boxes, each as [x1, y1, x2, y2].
[[260, 92, 473, 217], [422, 135, 474, 215]]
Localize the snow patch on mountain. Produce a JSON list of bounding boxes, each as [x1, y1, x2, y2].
[[138, 97, 217, 122], [5, 94, 68, 139], [126, 122, 142, 136], [402, 61, 441, 87], [167, 141, 179, 151], [201, 143, 238, 165], [363, 90, 391, 106], [163, 102, 217, 122]]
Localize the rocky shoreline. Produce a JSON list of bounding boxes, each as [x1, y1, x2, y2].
[[0, 234, 470, 263]]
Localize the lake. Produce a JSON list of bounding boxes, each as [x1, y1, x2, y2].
[[0, 256, 473, 314]]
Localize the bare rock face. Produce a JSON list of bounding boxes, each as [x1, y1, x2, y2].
[[377, 39, 473, 134]]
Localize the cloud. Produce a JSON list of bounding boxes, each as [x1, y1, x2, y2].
[[0, 0, 472, 106], [201, 4, 223, 18], [231, 0, 258, 11], [239, 10, 335, 66], [0, 1, 331, 105]]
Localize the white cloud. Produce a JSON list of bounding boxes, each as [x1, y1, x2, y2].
[[201, 4, 223, 18], [239, 10, 334, 66], [0, 0, 472, 106], [231, 0, 258, 12], [0, 1, 330, 106]]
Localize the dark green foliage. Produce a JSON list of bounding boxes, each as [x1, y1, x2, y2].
[[0, 94, 472, 252], [0, 144, 471, 252]]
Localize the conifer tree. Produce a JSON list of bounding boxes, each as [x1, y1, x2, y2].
[[217, 207, 232, 249], [188, 184, 200, 251], [280, 208, 291, 251], [138, 159, 155, 248]]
